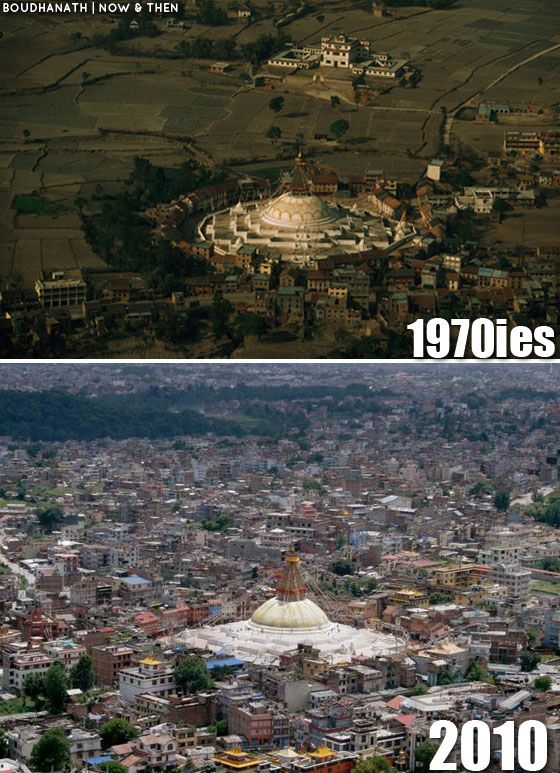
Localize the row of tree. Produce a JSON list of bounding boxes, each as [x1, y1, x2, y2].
[[0, 389, 246, 442], [176, 32, 286, 63]]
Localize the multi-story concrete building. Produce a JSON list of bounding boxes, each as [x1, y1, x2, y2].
[[325, 665, 384, 695], [2, 648, 53, 692], [69, 577, 113, 609], [491, 563, 531, 602], [135, 732, 177, 769], [228, 701, 274, 748], [2, 640, 87, 693], [503, 130, 560, 157], [135, 693, 215, 726], [227, 701, 288, 748], [119, 656, 176, 705], [35, 270, 86, 308], [67, 728, 102, 766], [43, 640, 86, 670], [479, 544, 523, 565]]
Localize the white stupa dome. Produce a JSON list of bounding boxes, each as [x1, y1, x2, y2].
[[250, 596, 331, 631], [261, 192, 337, 229]]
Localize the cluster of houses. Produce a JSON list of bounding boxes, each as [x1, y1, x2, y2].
[[1, 367, 560, 769]]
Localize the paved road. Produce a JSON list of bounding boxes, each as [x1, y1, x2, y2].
[[0, 529, 36, 587]]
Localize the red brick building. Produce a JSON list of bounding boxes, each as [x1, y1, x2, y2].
[[228, 701, 274, 747], [91, 644, 134, 686]]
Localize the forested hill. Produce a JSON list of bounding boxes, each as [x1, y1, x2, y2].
[[0, 383, 384, 442], [0, 390, 245, 442]]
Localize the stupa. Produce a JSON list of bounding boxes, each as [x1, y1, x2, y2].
[[174, 553, 404, 665], [197, 157, 401, 266]]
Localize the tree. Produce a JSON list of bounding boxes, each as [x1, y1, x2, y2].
[[409, 683, 427, 695], [269, 96, 285, 113], [533, 675, 552, 692], [437, 669, 455, 685], [465, 659, 493, 684], [29, 727, 70, 772], [99, 718, 138, 749], [201, 514, 231, 532], [469, 480, 494, 499], [100, 763, 127, 773], [155, 306, 204, 347], [456, 169, 474, 187], [352, 73, 365, 90], [177, 39, 191, 57], [355, 755, 395, 773], [330, 118, 349, 140], [492, 196, 510, 223], [210, 293, 233, 339], [196, 0, 228, 24], [331, 558, 355, 576], [497, 255, 512, 271], [174, 656, 214, 695], [266, 125, 282, 145], [23, 673, 45, 703], [237, 312, 270, 339], [127, 156, 169, 206], [191, 35, 213, 58], [211, 718, 229, 736], [520, 650, 541, 673], [530, 491, 560, 528], [37, 504, 64, 533], [415, 741, 439, 772], [70, 653, 94, 692], [535, 191, 547, 208], [429, 592, 452, 605], [26, 443, 41, 458], [330, 95, 341, 108], [493, 490, 511, 512], [44, 661, 68, 714]]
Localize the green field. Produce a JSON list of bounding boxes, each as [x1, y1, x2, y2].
[[12, 195, 66, 216], [0, 696, 35, 716], [532, 580, 560, 595]]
